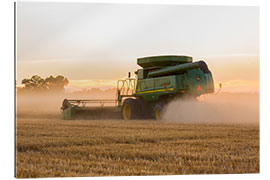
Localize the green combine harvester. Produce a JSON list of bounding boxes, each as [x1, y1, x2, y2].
[[61, 55, 215, 120]]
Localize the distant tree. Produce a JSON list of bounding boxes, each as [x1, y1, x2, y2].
[[20, 75, 69, 93], [44, 75, 69, 92], [21, 75, 46, 92], [89, 88, 102, 94]]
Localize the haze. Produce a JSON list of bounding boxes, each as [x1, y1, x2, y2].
[[17, 2, 259, 92]]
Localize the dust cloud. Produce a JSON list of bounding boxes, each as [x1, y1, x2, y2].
[[162, 92, 259, 125], [16, 91, 117, 119], [17, 90, 260, 125]]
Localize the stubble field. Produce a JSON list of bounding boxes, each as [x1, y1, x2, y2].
[[16, 118, 259, 178]]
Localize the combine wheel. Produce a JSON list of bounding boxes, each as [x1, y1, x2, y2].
[[121, 98, 137, 120], [154, 102, 165, 120]]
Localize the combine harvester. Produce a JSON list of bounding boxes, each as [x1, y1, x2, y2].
[[61, 55, 215, 120]]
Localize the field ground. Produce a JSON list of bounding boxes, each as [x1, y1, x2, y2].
[[16, 118, 259, 178]]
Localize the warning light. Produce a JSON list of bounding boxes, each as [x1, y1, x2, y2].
[[197, 85, 201, 90], [164, 83, 167, 87], [180, 90, 185, 93]]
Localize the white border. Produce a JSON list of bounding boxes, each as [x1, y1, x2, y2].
[[1, 0, 269, 180]]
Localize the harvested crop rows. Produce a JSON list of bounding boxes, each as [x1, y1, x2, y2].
[[16, 118, 259, 178]]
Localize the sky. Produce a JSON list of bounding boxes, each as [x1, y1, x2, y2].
[[17, 2, 259, 92]]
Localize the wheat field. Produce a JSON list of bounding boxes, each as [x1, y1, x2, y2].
[[15, 118, 259, 178]]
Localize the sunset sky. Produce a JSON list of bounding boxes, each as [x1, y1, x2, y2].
[[17, 2, 259, 93]]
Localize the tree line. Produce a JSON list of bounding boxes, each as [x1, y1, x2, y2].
[[17, 75, 69, 93]]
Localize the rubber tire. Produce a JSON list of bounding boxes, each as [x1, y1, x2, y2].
[[121, 98, 138, 120], [153, 102, 165, 120]]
